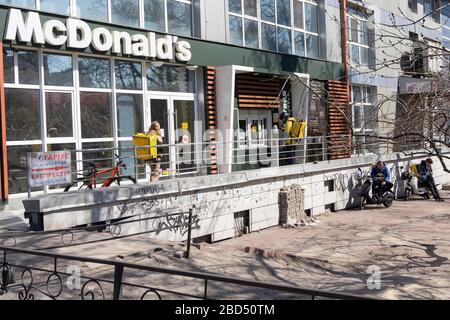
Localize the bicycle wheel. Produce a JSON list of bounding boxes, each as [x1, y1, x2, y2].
[[63, 181, 92, 192], [106, 176, 137, 187]]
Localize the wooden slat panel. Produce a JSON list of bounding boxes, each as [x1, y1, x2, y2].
[[236, 74, 280, 109], [327, 79, 351, 160]]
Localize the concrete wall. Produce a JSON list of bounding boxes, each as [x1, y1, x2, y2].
[[23, 150, 450, 243]]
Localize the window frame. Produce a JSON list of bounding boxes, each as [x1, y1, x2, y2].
[[227, 0, 320, 58], [347, 7, 371, 68]]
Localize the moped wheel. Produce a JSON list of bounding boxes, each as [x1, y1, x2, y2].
[[383, 196, 394, 208]]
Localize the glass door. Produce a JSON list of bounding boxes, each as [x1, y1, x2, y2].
[[149, 98, 172, 176], [173, 99, 196, 174], [148, 96, 197, 178]]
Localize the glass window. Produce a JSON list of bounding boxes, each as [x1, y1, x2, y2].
[[40, 0, 70, 15], [353, 105, 362, 129], [0, 0, 34, 9], [306, 33, 318, 58], [43, 53, 73, 87], [3, 48, 14, 84], [5, 89, 40, 141], [304, 3, 317, 33], [277, 27, 291, 54], [294, 31, 305, 56], [46, 92, 73, 138], [119, 140, 144, 177], [244, 19, 259, 49], [359, 20, 368, 46], [80, 92, 112, 138], [167, 0, 192, 37], [116, 94, 143, 137], [79, 57, 111, 88], [229, 0, 242, 14], [293, 1, 304, 29], [350, 18, 359, 43], [115, 60, 142, 90], [7, 145, 43, 194], [18, 50, 39, 85], [261, 23, 277, 51], [351, 44, 359, 64], [82, 142, 113, 171], [77, 0, 108, 21], [277, 0, 291, 27], [244, 0, 257, 17], [144, 0, 166, 32], [261, 0, 275, 23], [147, 64, 195, 92], [229, 16, 243, 46], [111, 0, 140, 28], [360, 47, 369, 66]]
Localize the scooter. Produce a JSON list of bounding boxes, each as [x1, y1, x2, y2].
[[400, 166, 436, 201], [355, 168, 395, 210]]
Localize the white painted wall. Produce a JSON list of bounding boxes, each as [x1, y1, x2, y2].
[[23, 150, 450, 242]]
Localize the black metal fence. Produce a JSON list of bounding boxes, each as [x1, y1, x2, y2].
[[0, 246, 373, 300]]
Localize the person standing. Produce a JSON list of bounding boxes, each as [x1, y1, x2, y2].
[[148, 121, 163, 182]]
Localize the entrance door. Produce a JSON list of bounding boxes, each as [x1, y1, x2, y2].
[[148, 96, 196, 177]]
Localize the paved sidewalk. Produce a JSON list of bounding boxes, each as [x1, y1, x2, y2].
[[1, 191, 450, 299]]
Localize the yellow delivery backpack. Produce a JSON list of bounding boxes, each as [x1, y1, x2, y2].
[[133, 133, 158, 161], [409, 163, 420, 177]]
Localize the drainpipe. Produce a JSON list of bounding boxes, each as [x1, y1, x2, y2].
[[340, 0, 349, 85]]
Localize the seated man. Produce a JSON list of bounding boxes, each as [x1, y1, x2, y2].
[[370, 161, 393, 198], [419, 158, 444, 202]]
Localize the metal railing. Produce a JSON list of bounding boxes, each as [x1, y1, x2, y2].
[[7, 133, 432, 195], [0, 245, 374, 300]]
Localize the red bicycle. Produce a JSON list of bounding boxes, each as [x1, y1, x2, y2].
[[64, 154, 136, 192]]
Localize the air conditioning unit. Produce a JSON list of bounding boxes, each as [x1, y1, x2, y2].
[[400, 42, 429, 77]]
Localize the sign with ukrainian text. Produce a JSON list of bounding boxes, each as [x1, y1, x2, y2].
[[27, 151, 72, 187]]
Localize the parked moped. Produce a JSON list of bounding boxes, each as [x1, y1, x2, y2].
[[400, 166, 437, 201], [355, 168, 395, 210]]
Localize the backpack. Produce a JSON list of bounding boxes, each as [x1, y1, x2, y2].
[[133, 133, 158, 161]]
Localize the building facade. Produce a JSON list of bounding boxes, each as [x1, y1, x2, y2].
[[0, 0, 448, 208]]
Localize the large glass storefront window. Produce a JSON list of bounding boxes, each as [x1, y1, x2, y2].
[[3, 48, 198, 194], [5, 89, 40, 141], [45, 92, 73, 138], [117, 94, 143, 137], [115, 60, 142, 90], [43, 53, 73, 87], [228, 0, 320, 58], [80, 92, 112, 139], [7, 145, 43, 194], [18, 50, 39, 85], [147, 64, 195, 93], [79, 57, 111, 88]]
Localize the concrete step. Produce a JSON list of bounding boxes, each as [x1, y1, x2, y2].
[[443, 184, 450, 191]]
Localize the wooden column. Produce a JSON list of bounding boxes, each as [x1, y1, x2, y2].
[[0, 43, 8, 202], [205, 66, 218, 175]]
